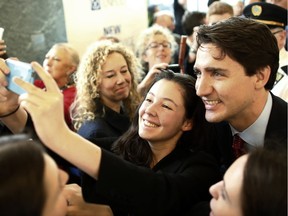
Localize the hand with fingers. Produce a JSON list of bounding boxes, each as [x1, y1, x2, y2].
[[0, 58, 20, 117], [14, 61, 67, 140], [64, 184, 114, 216], [0, 40, 7, 58], [14, 61, 102, 179], [137, 62, 168, 96]]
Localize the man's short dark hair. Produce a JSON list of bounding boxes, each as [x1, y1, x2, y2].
[[196, 17, 279, 90]]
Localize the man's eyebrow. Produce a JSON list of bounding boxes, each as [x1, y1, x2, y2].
[[205, 67, 228, 71], [194, 66, 229, 73]]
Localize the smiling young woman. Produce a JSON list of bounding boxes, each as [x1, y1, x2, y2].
[[209, 147, 286, 216], [13, 66, 220, 215]]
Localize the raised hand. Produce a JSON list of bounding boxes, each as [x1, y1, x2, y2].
[[14, 61, 67, 141], [0, 58, 19, 116], [64, 184, 113, 216]]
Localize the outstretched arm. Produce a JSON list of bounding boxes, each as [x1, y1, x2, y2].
[[14, 62, 102, 180]]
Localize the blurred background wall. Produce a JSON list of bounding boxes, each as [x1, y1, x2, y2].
[[0, 0, 247, 64], [0, 0, 67, 63], [0, 0, 148, 63]]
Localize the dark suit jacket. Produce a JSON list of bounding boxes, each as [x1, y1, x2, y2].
[[210, 93, 287, 174]]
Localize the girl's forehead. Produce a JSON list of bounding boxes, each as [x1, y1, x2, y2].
[[148, 34, 167, 41], [149, 80, 184, 103]]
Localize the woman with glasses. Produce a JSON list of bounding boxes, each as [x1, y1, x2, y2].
[[136, 25, 178, 95]]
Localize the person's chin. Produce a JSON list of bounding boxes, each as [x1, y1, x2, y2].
[[205, 111, 224, 123], [115, 91, 129, 100]]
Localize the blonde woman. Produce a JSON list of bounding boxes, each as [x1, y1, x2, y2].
[[71, 40, 141, 150], [36, 43, 80, 130]]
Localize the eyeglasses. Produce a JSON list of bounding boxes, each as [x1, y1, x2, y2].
[[146, 41, 172, 50]]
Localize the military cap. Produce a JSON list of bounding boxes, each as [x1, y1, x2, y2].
[[243, 2, 287, 29]]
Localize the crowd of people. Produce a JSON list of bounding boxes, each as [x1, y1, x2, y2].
[[0, 1, 287, 216]]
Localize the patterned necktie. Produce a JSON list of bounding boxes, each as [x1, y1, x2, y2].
[[232, 134, 246, 159]]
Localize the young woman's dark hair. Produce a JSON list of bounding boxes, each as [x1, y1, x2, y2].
[[241, 148, 287, 216], [0, 135, 46, 216], [112, 70, 211, 167]]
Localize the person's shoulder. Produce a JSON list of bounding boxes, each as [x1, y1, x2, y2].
[[79, 118, 109, 129], [270, 93, 288, 118], [78, 119, 110, 138], [266, 93, 287, 145], [176, 149, 221, 184], [272, 93, 288, 107]]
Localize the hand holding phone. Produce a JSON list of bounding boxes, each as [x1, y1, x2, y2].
[[6, 59, 36, 95]]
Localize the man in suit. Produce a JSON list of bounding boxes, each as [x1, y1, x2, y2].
[[193, 16, 287, 173]]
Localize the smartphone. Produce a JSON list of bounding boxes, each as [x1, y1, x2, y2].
[[6, 59, 36, 95]]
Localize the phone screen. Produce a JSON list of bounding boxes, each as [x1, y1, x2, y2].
[[6, 59, 35, 95]]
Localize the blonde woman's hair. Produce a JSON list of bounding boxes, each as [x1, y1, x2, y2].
[[71, 40, 141, 130], [51, 43, 80, 68], [49, 43, 80, 85]]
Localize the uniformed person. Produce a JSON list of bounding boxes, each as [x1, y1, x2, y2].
[[243, 2, 288, 101]]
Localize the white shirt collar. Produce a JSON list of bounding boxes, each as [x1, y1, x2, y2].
[[230, 93, 272, 149]]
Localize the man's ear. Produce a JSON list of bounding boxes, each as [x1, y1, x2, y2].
[[182, 119, 193, 131], [279, 30, 286, 41], [255, 66, 271, 89]]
